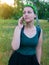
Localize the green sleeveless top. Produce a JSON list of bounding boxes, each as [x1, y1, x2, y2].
[[17, 26, 41, 55]]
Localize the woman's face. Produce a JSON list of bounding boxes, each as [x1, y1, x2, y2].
[[23, 7, 36, 23]]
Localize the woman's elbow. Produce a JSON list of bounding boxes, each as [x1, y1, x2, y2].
[[11, 42, 19, 51]]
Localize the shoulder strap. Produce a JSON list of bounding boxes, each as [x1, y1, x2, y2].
[[36, 26, 41, 38], [20, 25, 24, 40], [21, 25, 24, 34], [20, 25, 24, 45]]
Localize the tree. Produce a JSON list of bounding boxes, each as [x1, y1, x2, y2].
[[12, 0, 24, 19], [0, 3, 13, 19]]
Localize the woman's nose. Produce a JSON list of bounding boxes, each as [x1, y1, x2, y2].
[[25, 12, 28, 16]]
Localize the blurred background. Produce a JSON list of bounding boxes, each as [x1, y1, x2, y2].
[[0, 0, 49, 65], [0, 0, 49, 19]]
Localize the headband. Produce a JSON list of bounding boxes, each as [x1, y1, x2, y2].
[[24, 2, 38, 14]]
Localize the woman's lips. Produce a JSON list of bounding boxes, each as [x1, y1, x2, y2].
[[25, 18, 29, 19]]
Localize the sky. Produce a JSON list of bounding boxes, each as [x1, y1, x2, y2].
[[0, 0, 14, 6], [44, 0, 49, 2], [40, 0, 49, 2]]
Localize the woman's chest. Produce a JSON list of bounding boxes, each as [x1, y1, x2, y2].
[[20, 33, 39, 47]]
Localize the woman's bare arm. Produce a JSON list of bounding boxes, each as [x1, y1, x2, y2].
[[11, 26, 21, 50], [36, 29, 43, 64]]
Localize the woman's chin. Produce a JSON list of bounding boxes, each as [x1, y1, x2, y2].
[[25, 20, 31, 23]]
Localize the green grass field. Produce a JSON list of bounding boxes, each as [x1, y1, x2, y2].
[[0, 19, 49, 65]]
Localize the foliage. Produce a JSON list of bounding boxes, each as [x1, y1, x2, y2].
[[0, 3, 13, 19], [12, 0, 23, 19], [0, 0, 49, 19], [0, 0, 23, 19]]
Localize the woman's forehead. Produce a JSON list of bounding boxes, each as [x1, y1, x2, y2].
[[23, 7, 34, 12]]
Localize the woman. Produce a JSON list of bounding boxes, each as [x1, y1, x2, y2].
[[8, 3, 43, 65]]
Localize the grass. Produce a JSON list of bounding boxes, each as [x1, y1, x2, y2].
[[0, 19, 49, 65]]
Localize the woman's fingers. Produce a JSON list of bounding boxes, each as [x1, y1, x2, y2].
[[18, 16, 24, 28]]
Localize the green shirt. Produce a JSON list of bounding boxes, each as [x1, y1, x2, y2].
[[17, 26, 41, 55]]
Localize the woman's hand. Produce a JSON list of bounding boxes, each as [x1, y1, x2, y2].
[[18, 16, 24, 28]]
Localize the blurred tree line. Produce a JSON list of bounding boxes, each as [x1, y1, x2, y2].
[[0, 0, 49, 19]]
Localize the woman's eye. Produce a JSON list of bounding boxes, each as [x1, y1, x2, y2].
[[23, 11, 32, 14], [28, 11, 32, 13]]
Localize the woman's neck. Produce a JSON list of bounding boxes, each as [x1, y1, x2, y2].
[[25, 21, 34, 29]]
